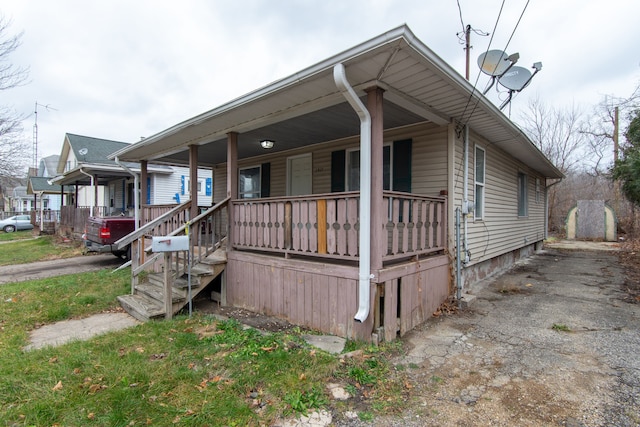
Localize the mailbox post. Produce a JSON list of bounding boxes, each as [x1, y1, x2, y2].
[[152, 236, 191, 319]]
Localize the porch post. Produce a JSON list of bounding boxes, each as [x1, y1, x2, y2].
[[367, 86, 385, 272], [189, 145, 198, 221], [140, 160, 148, 206], [227, 132, 238, 249], [93, 175, 98, 214]]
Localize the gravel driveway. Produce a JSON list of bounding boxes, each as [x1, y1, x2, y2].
[[371, 245, 640, 427]]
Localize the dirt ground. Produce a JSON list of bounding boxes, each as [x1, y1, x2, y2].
[[196, 241, 640, 427]]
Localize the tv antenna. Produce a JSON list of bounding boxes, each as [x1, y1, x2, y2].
[[477, 50, 520, 94], [33, 102, 57, 170], [497, 62, 542, 110]]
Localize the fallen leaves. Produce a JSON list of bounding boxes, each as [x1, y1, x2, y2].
[[433, 298, 459, 317], [52, 380, 63, 391]]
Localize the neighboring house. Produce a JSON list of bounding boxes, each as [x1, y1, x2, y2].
[[10, 186, 33, 213], [34, 155, 63, 211], [25, 155, 65, 214], [111, 26, 562, 342], [50, 133, 212, 231]]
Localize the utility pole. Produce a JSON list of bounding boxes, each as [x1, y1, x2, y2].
[[613, 106, 619, 162], [464, 24, 471, 80]]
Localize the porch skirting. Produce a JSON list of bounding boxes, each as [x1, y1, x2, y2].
[[226, 251, 450, 342]]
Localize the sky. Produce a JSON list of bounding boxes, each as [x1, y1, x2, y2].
[[2, 0, 639, 170]]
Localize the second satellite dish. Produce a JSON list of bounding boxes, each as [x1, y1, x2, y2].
[[477, 50, 511, 76], [498, 66, 532, 91]]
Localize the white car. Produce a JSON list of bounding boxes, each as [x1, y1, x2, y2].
[[0, 215, 34, 232]]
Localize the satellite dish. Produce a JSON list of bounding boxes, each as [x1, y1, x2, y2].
[[477, 50, 511, 76], [78, 148, 88, 156], [498, 66, 533, 91]]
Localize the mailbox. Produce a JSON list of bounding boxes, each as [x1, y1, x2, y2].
[[151, 236, 190, 252]]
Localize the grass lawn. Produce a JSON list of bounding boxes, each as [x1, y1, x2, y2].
[[0, 230, 36, 242], [0, 234, 83, 266], [0, 264, 410, 425]]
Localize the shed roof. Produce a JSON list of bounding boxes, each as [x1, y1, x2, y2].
[[111, 25, 562, 179]]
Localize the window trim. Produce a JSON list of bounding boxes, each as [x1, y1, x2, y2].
[[183, 176, 207, 197], [517, 172, 528, 217], [474, 145, 485, 220], [239, 165, 262, 199]]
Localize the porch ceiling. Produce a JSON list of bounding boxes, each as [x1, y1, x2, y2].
[[111, 25, 562, 179]]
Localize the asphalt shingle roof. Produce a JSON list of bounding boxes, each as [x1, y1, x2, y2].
[[66, 133, 130, 164]]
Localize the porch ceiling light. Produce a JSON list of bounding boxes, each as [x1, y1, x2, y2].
[[260, 140, 275, 149]]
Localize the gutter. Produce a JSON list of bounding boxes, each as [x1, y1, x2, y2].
[[78, 168, 96, 212], [333, 63, 373, 323], [114, 157, 139, 229]]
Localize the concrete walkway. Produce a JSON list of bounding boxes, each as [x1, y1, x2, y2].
[[25, 312, 140, 351]]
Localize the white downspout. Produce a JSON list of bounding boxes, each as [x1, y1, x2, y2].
[[462, 125, 470, 265], [78, 167, 96, 213], [114, 157, 139, 228], [333, 63, 373, 323]]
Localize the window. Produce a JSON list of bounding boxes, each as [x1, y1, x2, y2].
[[239, 166, 261, 199], [346, 145, 392, 191], [517, 172, 528, 216], [474, 146, 485, 219], [182, 177, 206, 196]]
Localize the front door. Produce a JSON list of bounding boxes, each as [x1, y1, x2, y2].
[[287, 154, 312, 196]]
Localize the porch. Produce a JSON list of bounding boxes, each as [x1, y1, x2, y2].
[[117, 191, 449, 342]]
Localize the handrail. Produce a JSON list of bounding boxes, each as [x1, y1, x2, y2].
[[114, 201, 191, 250], [167, 197, 231, 238]]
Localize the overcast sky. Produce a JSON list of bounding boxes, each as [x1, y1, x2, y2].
[[2, 0, 639, 168]]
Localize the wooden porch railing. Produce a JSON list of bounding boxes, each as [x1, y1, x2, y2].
[[231, 191, 447, 262], [141, 204, 179, 226], [115, 198, 229, 293]]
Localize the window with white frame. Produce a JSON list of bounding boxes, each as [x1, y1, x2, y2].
[[183, 177, 206, 196], [517, 172, 528, 216], [474, 146, 485, 219], [239, 166, 261, 199]]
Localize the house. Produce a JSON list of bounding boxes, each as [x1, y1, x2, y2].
[[111, 25, 562, 342], [9, 186, 33, 213], [50, 133, 213, 236], [32, 155, 63, 211]]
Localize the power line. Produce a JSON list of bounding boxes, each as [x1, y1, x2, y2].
[[458, 0, 532, 127], [501, 0, 530, 56]]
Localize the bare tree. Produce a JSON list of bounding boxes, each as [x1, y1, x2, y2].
[[516, 96, 588, 232], [581, 86, 640, 175], [518, 96, 587, 174], [0, 14, 30, 178]]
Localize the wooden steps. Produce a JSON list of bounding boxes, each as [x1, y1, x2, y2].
[[117, 251, 226, 321]]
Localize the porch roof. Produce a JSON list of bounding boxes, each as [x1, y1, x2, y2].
[[111, 25, 563, 179], [50, 163, 173, 187]]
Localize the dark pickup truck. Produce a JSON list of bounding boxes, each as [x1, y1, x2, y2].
[[83, 216, 135, 259]]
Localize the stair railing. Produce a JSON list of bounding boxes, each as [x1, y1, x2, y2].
[[115, 198, 229, 295]]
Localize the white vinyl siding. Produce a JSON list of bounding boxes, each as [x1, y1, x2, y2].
[[460, 131, 546, 267], [213, 122, 449, 200]]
